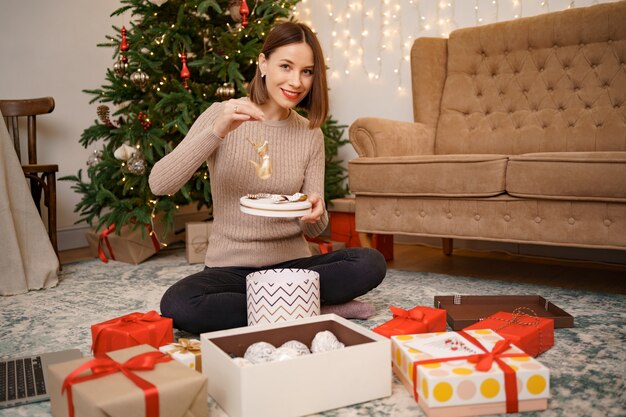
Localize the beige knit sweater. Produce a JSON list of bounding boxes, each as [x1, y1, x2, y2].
[[149, 101, 328, 267]]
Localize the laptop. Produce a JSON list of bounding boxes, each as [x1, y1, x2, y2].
[[0, 349, 83, 409]]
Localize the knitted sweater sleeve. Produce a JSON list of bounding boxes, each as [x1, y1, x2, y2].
[[149, 103, 223, 196], [301, 128, 329, 237]]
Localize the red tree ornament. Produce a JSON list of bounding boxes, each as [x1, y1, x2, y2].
[[120, 26, 129, 63], [180, 51, 191, 89], [239, 0, 249, 28]]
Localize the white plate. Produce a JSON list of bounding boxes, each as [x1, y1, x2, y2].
[[239, 196, 312, 218]]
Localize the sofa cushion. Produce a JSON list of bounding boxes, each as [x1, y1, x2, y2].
[[349, 154, 508, 197], [507, 152, 626, 202]]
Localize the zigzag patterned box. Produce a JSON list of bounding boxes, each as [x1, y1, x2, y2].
[[200, 314, 391, 417], [246, 268, 320, 326]]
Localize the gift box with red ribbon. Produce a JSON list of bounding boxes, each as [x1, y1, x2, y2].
[[306, 236, 347, 255], [85, 223, 161, 265], [91, 311, 173, 358], [392, 330, 550, 417], [372, 305, 447, 338], [47, 344, 208, 417], [463, 308, 554, 357]]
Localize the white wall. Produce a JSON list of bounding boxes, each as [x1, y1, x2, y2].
[[1, 0, 623, 263]]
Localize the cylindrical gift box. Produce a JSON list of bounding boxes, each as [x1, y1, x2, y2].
[[246, 269, 320, 326]]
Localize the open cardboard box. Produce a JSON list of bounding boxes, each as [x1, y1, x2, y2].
[[434, 295, 574, 330], [201, 314, 391, 417]]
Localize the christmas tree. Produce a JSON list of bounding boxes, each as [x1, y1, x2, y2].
[[64, 0, 348, 237]]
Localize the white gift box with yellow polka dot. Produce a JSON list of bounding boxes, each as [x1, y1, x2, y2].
[[392, 330, 549, 417]]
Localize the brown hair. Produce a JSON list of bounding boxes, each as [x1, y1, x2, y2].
[[249, 22, 328, 129]]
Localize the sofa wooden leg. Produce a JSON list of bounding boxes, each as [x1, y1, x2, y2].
[[442, 238, 453, 256], [358, 232, 374, 248]]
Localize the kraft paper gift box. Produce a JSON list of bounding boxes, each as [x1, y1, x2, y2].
[[159, 338, 202, 372], [91, 311, 173, 358], [373, 305, 447, 338], [48, 344, 208, 417], [306, 236, 346, 255], [201, 314, 391, 417], [185, 221, 213, 264], [464, 310, 554, 357], [392, 330, 550, 417], [85, 224, 161, 265]]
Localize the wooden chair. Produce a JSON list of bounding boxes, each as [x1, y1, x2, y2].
[[0, 97, 59, 260]]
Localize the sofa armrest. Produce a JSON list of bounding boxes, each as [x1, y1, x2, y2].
[[349, 117, 435, 158]]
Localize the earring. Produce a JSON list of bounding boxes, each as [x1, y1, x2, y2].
[[261, 73, 266, 78]]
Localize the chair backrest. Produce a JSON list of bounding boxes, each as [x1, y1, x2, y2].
[[0, 97, 55, 164], [411, 2, 626, 156]]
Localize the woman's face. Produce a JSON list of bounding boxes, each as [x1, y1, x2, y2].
[[259, 41, 314, 113]]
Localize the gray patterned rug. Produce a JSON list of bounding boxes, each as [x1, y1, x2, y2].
[[1, 248, 624, 417]]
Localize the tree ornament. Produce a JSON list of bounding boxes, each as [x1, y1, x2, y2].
[[137, 111, 151, 130], [148, 0, 168, 6], [113, 58, 128, 77], [216, 82, 235, 100], [130, 68, 149, 90], [180, 51, 191, 89], [240, 0, 249, 28], [114, 144, 137, 161], [126, 151, 147, 175], [86, 149, 103, 167], [119, 26, 129, 63], [228, 0, 242, 22], [97, 105, 117, 128]]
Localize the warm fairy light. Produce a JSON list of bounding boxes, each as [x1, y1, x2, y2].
[[295, 0, 582, 96]]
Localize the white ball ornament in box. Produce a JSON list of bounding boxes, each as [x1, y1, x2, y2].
[[246, 269, 320, 326]]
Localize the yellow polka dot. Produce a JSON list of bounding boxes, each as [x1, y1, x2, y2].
[[508, 364, 519, 371], [527, 375, 547, 395], [423, 362, 441, 368], [473, 329, 492, 334], [422, 379, 429, 399], [433, 382, 454, 402], [396, 335, 415, 340], [452, 367, 473, 375], [511, 356, 530, 362], [395, 349, 402, 367], [480, 378, 500, 398], [408, 348, 422, 354], [189, 363, 194, 368], [408, 362, 414, 382]]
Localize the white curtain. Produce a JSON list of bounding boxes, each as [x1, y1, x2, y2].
[[0, 109, 58, 295]]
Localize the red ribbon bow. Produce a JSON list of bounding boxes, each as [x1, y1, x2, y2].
[[390, 306, 427, 322], [411, 331, 523, 413], [62, 351, 172, 417], [467, 338, 512, 371], [91, 311, 163, 355]]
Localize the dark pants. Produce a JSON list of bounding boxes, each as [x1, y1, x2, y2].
[[160, 247, 386, 334]]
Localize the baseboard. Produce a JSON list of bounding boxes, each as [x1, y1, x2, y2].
[[58, 225, 91, 251]]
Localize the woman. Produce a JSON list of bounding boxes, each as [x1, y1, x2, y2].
[[149, 22, 386, 334]]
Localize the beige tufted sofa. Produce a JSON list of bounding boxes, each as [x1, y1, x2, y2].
[[348, 2, 626, 255]]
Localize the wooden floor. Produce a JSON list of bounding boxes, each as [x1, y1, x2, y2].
[[60, 243, 626, 295]]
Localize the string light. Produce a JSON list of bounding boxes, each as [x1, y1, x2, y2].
[[294, 0, 591, 97]]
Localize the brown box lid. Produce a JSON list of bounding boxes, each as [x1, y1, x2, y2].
[[434, 295, 574, 330]]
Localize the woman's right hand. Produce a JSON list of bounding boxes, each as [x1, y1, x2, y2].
[[213, 99, 266, 139]]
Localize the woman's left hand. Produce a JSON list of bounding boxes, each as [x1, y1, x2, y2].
[[300, 193, 324, 224]]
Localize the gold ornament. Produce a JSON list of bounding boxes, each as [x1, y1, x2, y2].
[[130, 69, 149, 90], [247, 138, 272, 180], [113, 58, 128, 77], [216, 82, 236, 100]]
